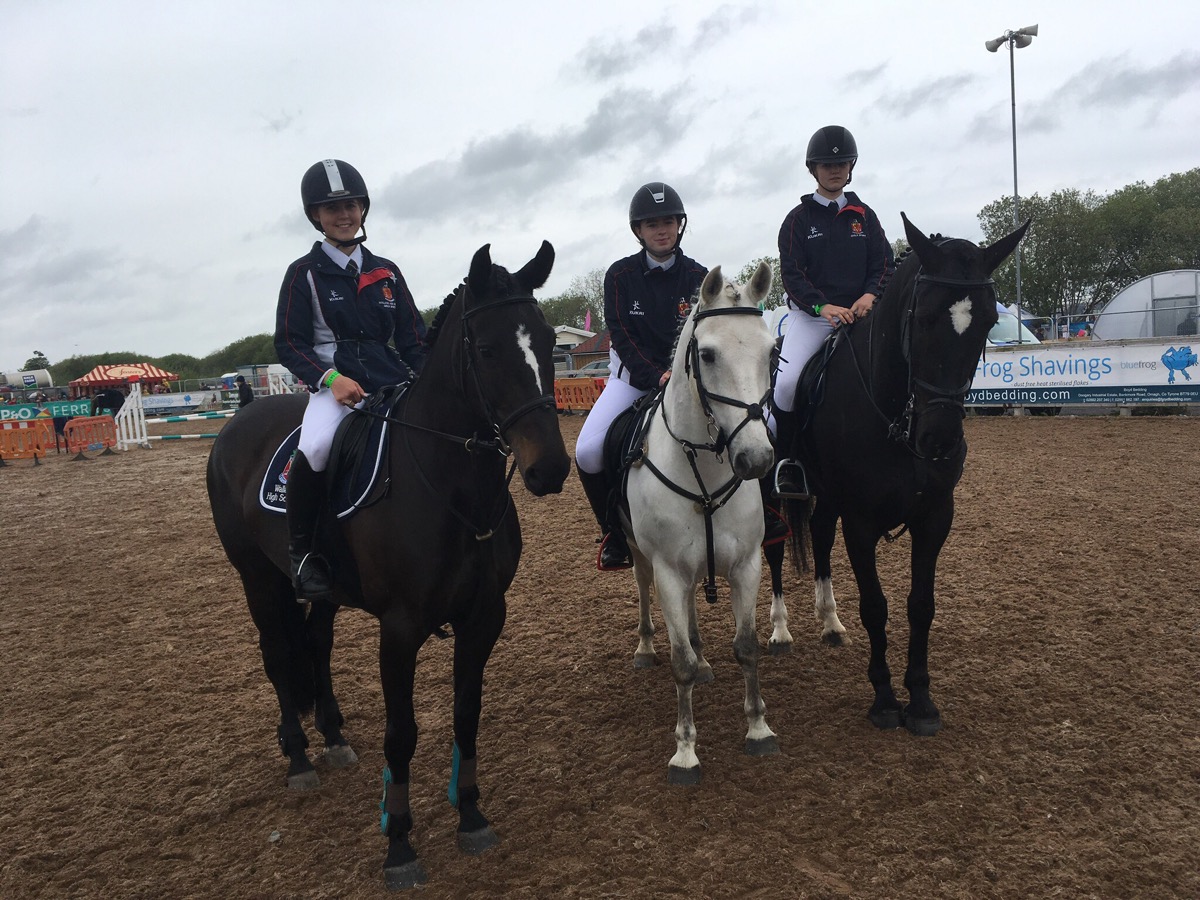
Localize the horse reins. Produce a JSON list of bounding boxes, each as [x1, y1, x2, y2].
[[641, 304, 771, 604]]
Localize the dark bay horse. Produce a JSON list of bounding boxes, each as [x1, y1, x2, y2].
[[781, 213, 1028, 737], [206, 242, 570, 889]]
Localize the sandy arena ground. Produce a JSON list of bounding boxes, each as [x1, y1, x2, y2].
[[1, 412, 1197, 899]]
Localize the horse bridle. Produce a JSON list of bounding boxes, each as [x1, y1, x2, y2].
[[364, 291, 557, 540], [847, 261, 996, 458], [643, 305, 772, 604], [459, 294, 557, 454], [669, 306, 772, 457]]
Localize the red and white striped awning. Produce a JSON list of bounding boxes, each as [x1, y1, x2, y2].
[[69, 364, 179, 387]]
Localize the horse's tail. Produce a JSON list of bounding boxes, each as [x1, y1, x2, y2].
[[782, 496, 813, 575], [283, 602, 318, 716]]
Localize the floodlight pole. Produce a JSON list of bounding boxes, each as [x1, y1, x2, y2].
[[988, 26, 1037, 343]]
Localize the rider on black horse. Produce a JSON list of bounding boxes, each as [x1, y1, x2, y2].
[[274, 159, 428, 603], [772, 125, 894, 497]]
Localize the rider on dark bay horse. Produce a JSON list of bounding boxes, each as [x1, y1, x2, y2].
[[771, 125, 894, 497], [274, 159, 428, 603]]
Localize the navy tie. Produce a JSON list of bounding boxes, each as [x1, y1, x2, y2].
[[346, 259, 358, 278]]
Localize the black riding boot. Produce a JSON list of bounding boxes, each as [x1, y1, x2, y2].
[[286, 450, 335, 604], [577, 467, 633, 571], [772, 407, 811, 500], [759, 477, 790, 546]]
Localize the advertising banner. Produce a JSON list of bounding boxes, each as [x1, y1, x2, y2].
[[967, 339, 1199, 406]]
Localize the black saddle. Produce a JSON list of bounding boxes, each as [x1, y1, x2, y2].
[[600, 390, 662, 522]]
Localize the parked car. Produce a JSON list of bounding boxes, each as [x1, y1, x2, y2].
[[564, 359, 611, 378]]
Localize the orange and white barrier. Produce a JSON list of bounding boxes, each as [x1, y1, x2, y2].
[[554, 377, 606, 412], [0, 419, 49, 465], [63, 415, 118, 458]]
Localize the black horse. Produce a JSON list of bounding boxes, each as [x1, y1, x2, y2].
[[206, 242, 570, 889], [780, 213, 1028, 736]]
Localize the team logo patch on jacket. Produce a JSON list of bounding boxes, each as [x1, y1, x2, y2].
[[851, 221, 863, 235]]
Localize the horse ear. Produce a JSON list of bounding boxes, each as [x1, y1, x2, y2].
[[982, 218, 1031, 276], [699, 265, 724, 307], [468, 244, 493, 298], [514, 240, 555, 292], [745, 260, 773, 306], [902, 212, 941, 267]]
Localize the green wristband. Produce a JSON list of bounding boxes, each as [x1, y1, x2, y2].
[[323, 369, 340, 389], [813, 304, 824, 316]]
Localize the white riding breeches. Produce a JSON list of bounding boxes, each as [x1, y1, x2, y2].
[[574, 376, 651, 474], [774, 310, 834, 414], [298, 388, 363, 472]]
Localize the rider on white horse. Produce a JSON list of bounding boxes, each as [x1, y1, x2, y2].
[[574, 183, 709, 570]]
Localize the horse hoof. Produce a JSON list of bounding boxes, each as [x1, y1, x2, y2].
[[668, 764, 702, 786], [323, 744, 358, 769], [457, 825, 499, 855], [867, 707, 902, 730], [745, 736, 779, 757], [821, 631, 847, 648], [286, 769, 320, 790], [633, 652, 658, 669], [768, 640, 792, 656], [903, 711, 943, 737], [383, 860, 428, 890]]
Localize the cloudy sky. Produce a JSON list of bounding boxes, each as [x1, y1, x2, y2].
[[3, 0, 1198, 371]]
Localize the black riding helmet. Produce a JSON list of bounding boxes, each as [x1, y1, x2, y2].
[[301, 159, 370, 243], [805, 126, 858, 182], [628, 182, 687, 250]]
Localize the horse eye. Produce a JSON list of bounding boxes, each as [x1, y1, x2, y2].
[[477, 344, 495, 359], [700, 348, 716, 365]]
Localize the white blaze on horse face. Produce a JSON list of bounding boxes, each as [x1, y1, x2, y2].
[[949, 298, 973, 335], [516, 325, 543, 394]]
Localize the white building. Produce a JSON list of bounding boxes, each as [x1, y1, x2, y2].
[[1092, 270, 1200, 340]]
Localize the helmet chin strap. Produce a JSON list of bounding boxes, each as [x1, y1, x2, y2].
[[328, 226, 368, 251]]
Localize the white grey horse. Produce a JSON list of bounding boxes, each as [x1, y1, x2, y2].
[[621, 261, 779, 784]]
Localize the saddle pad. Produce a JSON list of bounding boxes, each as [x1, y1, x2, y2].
[[257, 394, 397, 518]]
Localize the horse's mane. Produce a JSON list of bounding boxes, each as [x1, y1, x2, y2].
[[423, 285, 462, 350]]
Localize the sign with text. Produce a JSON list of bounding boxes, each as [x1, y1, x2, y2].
[[967, 339, 1199, 405]]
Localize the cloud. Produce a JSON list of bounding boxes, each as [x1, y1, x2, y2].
[[689, 4, 764, 53], [260, 109, 298, 133], [376, 87, 691, 224], [838, 62, 888, 90], [1023, 51, 1200, 133], [577, 18, 678, 81], [869, 73, 980, 116]]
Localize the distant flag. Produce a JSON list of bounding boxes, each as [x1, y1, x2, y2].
[[584, 310, 592, 332]]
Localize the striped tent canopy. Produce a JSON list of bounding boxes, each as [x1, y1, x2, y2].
[[69, 363, 179, 390]]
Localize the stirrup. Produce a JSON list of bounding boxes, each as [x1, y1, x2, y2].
[[773, 458, 811, 500], [597, 532, 634, 571], [291, 551, 334, 604]]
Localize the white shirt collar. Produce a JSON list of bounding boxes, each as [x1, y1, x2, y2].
[[321, 241, 363, 271], [824, 195, 843, 210], [645, 251, 675, 271]]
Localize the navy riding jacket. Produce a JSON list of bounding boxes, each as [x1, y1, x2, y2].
[[275, 242, 427, 393], [778, 192, 893, 316], [604, 249, 708, 391]]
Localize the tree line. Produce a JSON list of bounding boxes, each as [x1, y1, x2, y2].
[[32, 167, 1196, 383]]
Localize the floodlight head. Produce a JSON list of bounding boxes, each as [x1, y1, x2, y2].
[[985, 37, 1005, 52], [1014, 34, 1033, 49], [1019, 24, 1039, 37]]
